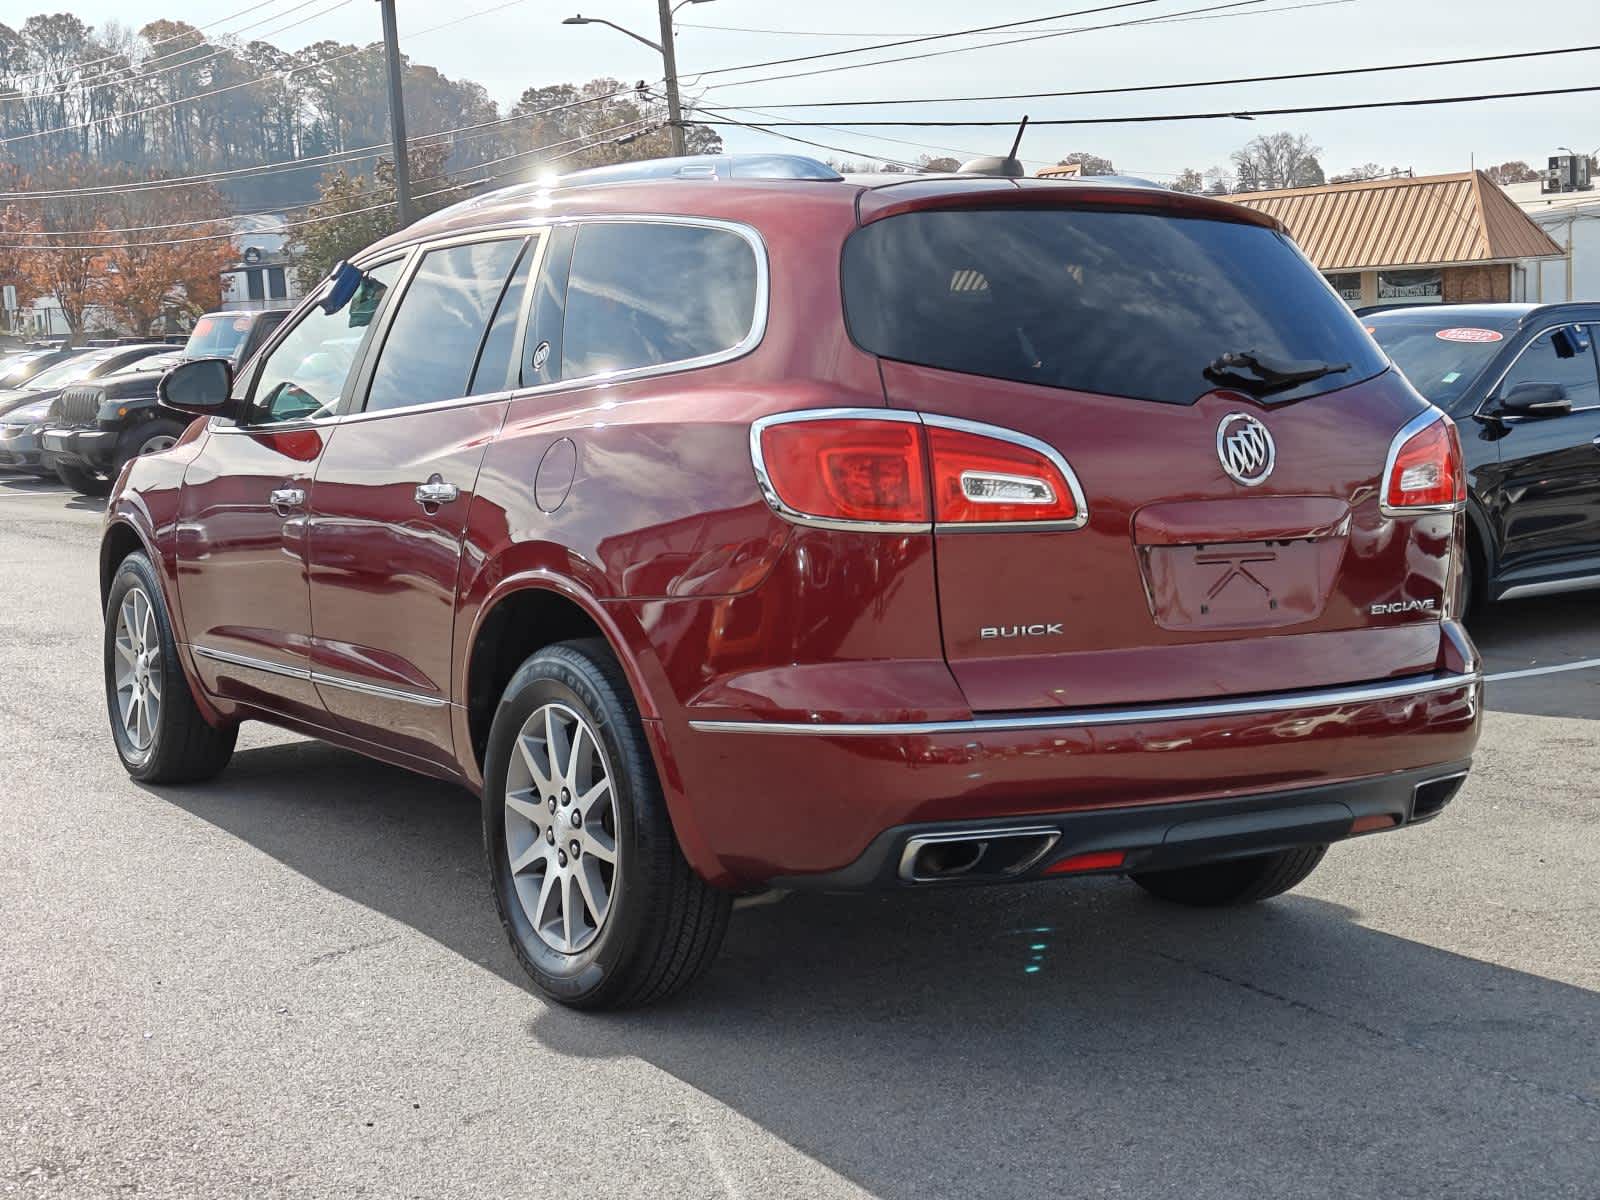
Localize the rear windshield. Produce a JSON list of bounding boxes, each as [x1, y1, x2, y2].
[[841, 208, 1388, 405], [1365, 313, 1521, 409], [184, 314, 253, 360]]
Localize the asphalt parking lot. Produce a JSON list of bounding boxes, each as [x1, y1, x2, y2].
[[1, 473, 1595, 1199]]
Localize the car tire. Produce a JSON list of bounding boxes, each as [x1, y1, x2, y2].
[[483, 638, 730, 1009], [104, 551, 237, 783], [56, 461, 109, 496], [114, 419, 187, 475], [1130, 845, 1328, 907]]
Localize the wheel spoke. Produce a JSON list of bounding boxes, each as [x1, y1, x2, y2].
[[504, 788, 547, 828], [508, 841, 546, 876], [561, 873, 579, 949], [534, 866, 559, 932], [566, 721, 586, 788], [516, 734, 554, 796], [581, 826, 616, 864], [576, 777, 611, 818], [114, 638, 136, 669], [544, 707, 570, 787], [576, 858, 609, 926], [145, 671, 162, 702]]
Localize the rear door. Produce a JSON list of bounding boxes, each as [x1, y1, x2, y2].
[[1480, 323, 1600, 576], [844, 198, 1442, 711], [304, 232, 538, 767]]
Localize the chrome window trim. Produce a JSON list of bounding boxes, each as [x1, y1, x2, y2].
[[748, 408, 1091, 534], [687, 669, 1481, 736], [1378, 407, 1467, 518], [211, 215, 770, 431], [191, 645, 449, 707]]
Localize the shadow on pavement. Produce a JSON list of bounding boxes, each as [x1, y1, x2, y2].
[[162, 739, 1600, 1199]]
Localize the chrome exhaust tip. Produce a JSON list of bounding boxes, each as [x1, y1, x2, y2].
[[898, 826, 1061, 883]]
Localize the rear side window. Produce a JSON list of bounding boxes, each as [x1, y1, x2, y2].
[[366, 237, 526, 413], [842, 208, 1388, 405], [562, 222, 759, 379]]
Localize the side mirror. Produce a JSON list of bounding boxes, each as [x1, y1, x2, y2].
[[1497, 381, 1572, 418], [159, 357, 238, 420]]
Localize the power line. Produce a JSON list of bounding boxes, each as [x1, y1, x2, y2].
[[0, 85, 637, 202], [685, 0, 1274, 90], [0, 0, 360, 109], [0, 0, 307, 88], [720, 41, 1600, 109], [678, 0, 1345, 37], [692, 82, 1600, 128], [0, 118, 655, 248], [0, 0, 530, 147], [682, 0, 1176, 79]]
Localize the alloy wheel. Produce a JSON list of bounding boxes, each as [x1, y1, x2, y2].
[[503, 702, 620, 954], [112, 586, 161, 750], [138, 433, 178, 455]]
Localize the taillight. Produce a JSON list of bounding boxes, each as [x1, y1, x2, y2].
[[1381, 410, 1466, 515], [925, 416, 1084, 528], [752, 410, 1086, 532], [755, 413, 928, 527]]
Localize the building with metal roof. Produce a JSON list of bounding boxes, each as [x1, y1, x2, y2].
[[1224, 171, 1564, 309]]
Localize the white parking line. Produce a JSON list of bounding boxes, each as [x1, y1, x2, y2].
[[0, 489, 74, 498], [1485, 658, 1600, 683]]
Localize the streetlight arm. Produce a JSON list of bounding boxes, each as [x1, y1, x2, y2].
[[565, 15, 662, 53]]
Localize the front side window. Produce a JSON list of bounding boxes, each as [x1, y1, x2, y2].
[[1496, 326, 1600, 411], [842, 208, 1390, 406], [248, 261, 400, 425], [365, 237, 527, 413], [562, 222, 759, 379]]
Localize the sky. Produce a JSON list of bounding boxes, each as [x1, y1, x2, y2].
[[42, 0, 1600, 182]]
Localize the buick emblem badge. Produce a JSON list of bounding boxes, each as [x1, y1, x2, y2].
[[1216, 413, 1275, 487]]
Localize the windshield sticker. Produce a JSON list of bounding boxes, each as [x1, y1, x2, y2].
[[233, 317, 252, 331], [1436, 327, 1504, 344], [1441, 371, 1462, 384]]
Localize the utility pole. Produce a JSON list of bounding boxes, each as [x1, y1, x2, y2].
[[377, 0, 414, 226], [656, 0, 686, 157]]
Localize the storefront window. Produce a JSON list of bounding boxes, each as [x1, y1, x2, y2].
[[1325, 273, 1363, 304], [1377, 269, 1442, 304]]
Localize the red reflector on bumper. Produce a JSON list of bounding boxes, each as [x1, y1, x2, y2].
[[1349, 814, 1400, 835], [1044, 850, 1127, 875]]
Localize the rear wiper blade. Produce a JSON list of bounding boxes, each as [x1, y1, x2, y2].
[[1205, 349, 1351, 394]]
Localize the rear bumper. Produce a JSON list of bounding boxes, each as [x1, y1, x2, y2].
[[40, 426, 116, 471], [656, 668, 1483, 887], [775, 759, 1471, 889]]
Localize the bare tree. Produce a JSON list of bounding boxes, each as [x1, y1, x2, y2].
[[1203, 166, 1235, 195], [1169, 168, 1205, 194], [1056, 152, 1115, 177], [1229, 132, 1324, 192], [1485, 161, 1540, 186]]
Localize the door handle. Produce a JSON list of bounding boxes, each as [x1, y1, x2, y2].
[[269, 487, 306, 515], [414, 478, 460, 507]]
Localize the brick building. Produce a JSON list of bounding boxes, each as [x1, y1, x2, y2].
[[1224, 171, 1563, 308]]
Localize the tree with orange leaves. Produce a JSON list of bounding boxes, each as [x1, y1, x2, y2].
[[97, 187, 236, 336]]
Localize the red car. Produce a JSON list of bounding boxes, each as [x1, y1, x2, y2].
[[101, 155, 1482, 1008]]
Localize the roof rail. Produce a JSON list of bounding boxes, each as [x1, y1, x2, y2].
[[554, 153, 843, 188]]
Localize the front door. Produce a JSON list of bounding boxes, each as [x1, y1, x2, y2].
[[305, 233, 538, 767], [1488, 323, 1600, 577], [177, 260, 403, 723]]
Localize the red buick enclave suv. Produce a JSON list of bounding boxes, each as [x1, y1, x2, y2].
[[101, 155, 1482, 1008]]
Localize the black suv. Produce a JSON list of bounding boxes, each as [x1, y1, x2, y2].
[[1366, 302, 1600, 612], [40, 310, 286, 494], [39, 352, 185, 492]]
